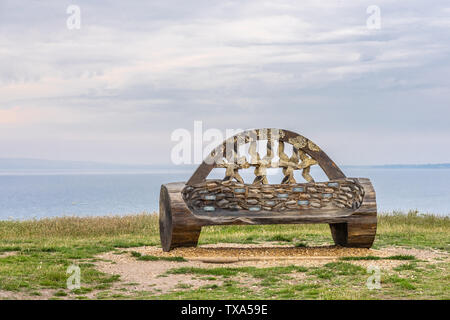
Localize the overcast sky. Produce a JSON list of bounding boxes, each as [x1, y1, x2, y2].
[[0, 0, 449, 165]]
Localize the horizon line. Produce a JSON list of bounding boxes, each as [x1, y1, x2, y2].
[[0, 157, 449, 169]]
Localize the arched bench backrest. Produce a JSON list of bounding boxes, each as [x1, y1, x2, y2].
[[187, 128, 345, 186]]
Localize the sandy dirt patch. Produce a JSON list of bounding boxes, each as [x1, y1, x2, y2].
[[2, 243, 446, 299], [140, 244, 373, 262], [0, 289, 57, 300], [128, 243, 448, 264], [0, 251, 18, 258], [93, 243, 448, 296], [95, 252, 224, 294]]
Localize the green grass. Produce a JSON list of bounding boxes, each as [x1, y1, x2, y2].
[[197, 210, 449, 251], [294, 242, 308, 248], [0, 211, 448, 299], [167, 265, 309, 278], [393, 263, 419, 272], [339, 255, 417, 261], [130, 251, 141, 258], [308, 262, 365, 280], [158, 260, 449, 300], [137, 255, 186, 262], [130, 251, 186, 262], [386, 255, 416, 260], [267, 235, 292, 242], [53, 290, 68, 297], [384, 275, 417, 290], [340, 255, 382, 261], [0, 211, 448, 251]]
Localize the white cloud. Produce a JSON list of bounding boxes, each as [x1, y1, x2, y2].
[[0, 0, 449, 164]]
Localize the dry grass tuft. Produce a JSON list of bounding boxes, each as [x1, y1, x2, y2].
[[0, 211, 448, 251], [0, 213, 158, 239]]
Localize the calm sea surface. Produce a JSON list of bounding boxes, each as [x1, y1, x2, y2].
[[0, 168, 449, 220]]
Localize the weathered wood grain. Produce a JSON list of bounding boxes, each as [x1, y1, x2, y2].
[[160, 183, 201, 251], [329, 179, 377, 248]]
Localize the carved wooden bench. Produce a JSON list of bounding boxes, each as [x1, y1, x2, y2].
[[159, 128, 377, 251]]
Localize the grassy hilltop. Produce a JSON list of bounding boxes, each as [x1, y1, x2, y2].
[[0, 211, 448, 299]]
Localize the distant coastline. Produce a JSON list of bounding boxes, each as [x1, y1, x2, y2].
[[342, 163, 450, 169], [0, 158, 194, 174], [0, 158, 449, 173]]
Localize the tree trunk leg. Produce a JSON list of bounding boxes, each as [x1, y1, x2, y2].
[[169, 226, 201, 251], [330, 178, 377, 249], [329, 221, 376, 248], [159, 183, 202, 252]]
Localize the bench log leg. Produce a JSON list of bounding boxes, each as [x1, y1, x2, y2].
[[161, 225, 201, 252], [329, 221, 377, 248], [330, 178, 377, 248], [159, 183, 202, 252]]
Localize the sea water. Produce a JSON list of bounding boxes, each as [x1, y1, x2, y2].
[[0, 168, 449, 220]]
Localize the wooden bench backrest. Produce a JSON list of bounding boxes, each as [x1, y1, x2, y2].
[[187, 128, 346, 186]]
